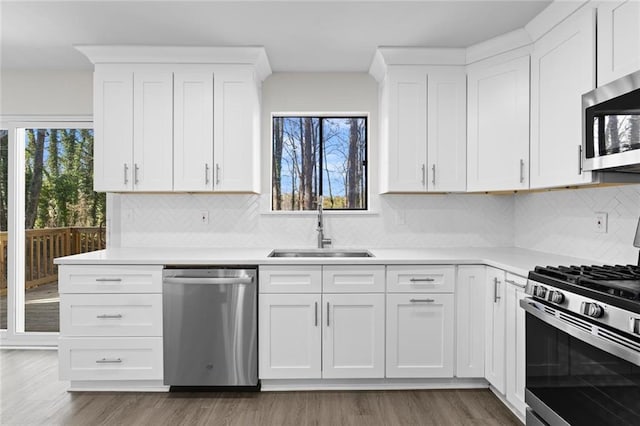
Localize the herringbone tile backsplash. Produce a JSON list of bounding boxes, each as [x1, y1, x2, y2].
[[114, 184, 640, 264], [116, 193, 515, 249], [514, 184, 640, 264]]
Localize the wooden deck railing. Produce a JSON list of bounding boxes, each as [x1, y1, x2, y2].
[[0, 226, 106, 295]]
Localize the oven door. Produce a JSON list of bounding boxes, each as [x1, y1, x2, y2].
[[521, 298, 640, 425]]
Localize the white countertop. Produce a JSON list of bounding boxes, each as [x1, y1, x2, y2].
[[54, 247, 598, 277]]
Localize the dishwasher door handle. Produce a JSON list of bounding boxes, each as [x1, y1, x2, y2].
[[164, 277, 254, 285]]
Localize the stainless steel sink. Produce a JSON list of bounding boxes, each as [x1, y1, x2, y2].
[[268, 249, 374, 258]]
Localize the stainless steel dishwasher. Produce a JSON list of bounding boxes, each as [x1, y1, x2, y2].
[[162, 266, 258, 389]]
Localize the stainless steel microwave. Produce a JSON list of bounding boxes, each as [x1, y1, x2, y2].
[[583, 69, 640, 172]]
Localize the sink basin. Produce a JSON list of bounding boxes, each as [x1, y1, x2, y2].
[[268, 249, 374, 258]]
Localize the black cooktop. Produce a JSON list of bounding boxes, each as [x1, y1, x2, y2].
[[529, 264, 640, 313]]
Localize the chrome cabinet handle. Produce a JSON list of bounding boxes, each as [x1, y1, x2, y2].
[[205, 163, 210, 185], [410, 298, 435, 303], [216, 163, 221, 185], [578, 145, 583, 175], [314, 302, 318, 327], [409, 277, 435, 282], [326, 302, 330, 327], [96, 314, 122, 319], [95, 278, 122, 282], [123, 163, 129, 185], [432, 164, 436, 186], [505, 278, 526, 289], [96, 358, 122, 364], [494, 277, 501, 303], [421, 164, 426, 186], [519, 159, 525, 183], [134, 163, 140, 184]]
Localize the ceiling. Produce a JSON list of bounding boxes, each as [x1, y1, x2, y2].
[[0, 0, 551, 72]]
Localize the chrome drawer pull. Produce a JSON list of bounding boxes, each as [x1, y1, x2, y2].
[[95, 278, 122, 282], [96, 314, 123, 319], [410, 299, 435, 303], [504, 279, 526, 289], [409, 278, 435, 282], [96, 358, 122, 364]]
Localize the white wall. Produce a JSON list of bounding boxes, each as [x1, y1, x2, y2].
[[0, 70, 92, 116], [514, 184, 640, 264], [112, 72, 515, 249]]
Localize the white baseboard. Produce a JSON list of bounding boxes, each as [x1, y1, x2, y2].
[[261, 377, 488, 391], [488, 385, 526, 424], [68, 380, 169, 392]]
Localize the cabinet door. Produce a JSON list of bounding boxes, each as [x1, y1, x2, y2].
[[597, 0, 640, 86], [383, 67, 428, 192], [456, 266, 486, 378], [174, 72, 214, 191], [323, 294, 385, 379], [427, 67, 466, 192], [133, 71, 174, 191], [505, 277, 527, 416], [386, 293, 454, 378], [93, 70, 133, 191], [485, 267, 506, 393], [530, 7, 595, 189], [213, 66, 260, 192], [467, 55, 530, 191], [259, 294, 321, 379]]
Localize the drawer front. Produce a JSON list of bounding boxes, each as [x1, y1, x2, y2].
[[59, 337, 163, 381], [60, 294, 162, 337], [259, 265, 322, 293], [387, 265, 455, 293], [59, 265, 163, 294], [322, 265, 385, 293]]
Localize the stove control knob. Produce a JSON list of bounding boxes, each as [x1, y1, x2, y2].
[[535, 286, 547, 298], [582, 302, 605, 318], [549, 291, 565, 304]]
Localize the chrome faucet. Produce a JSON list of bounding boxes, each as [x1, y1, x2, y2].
[[317, 196, 332, 249]]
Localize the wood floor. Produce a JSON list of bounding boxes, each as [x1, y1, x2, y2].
[[0, 349, 521, 425]]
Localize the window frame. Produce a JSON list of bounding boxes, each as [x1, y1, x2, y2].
[[270, 112, 370, 213]]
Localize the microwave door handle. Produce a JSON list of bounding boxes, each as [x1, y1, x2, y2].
[[520, 298, 640, 367]]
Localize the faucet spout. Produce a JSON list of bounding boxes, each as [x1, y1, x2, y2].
[[316, 196, 332, 249]]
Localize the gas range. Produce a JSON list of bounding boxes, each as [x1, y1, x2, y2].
[[527, 264, 640, 336]]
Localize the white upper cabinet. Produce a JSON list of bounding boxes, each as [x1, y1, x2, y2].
[[213, 66, 261, 193], [530, 7, 596, 189], [93, 71, 134, 192], [173, 72, 214, 191], [467, 54, 530, 192], [371, 49, 467, 193], [79, 46, 271, 193], [597, 0, 640, 86], [133, 71, 174, 192], [427, 67, 467, 192]]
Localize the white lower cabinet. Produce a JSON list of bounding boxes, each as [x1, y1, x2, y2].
[[485, 267, 506, 394], [505, 274, 527, 416], [456, 266, 486, 378], [58, 265, 164, 389], [386, 293, 454, 378], [322, 293, 385, 378], [259, 293, 322, 379]]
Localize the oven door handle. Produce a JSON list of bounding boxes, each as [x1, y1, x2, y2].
[[520, 298, 640, 367]]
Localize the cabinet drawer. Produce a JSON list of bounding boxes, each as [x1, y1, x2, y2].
[[387, 265, 455, 293], [259, 265, 322, 293], [59, 265, 163, 294], [60, 294, 162, 337], [322, 265, 385, 293], [58, 337, 163, 381]]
